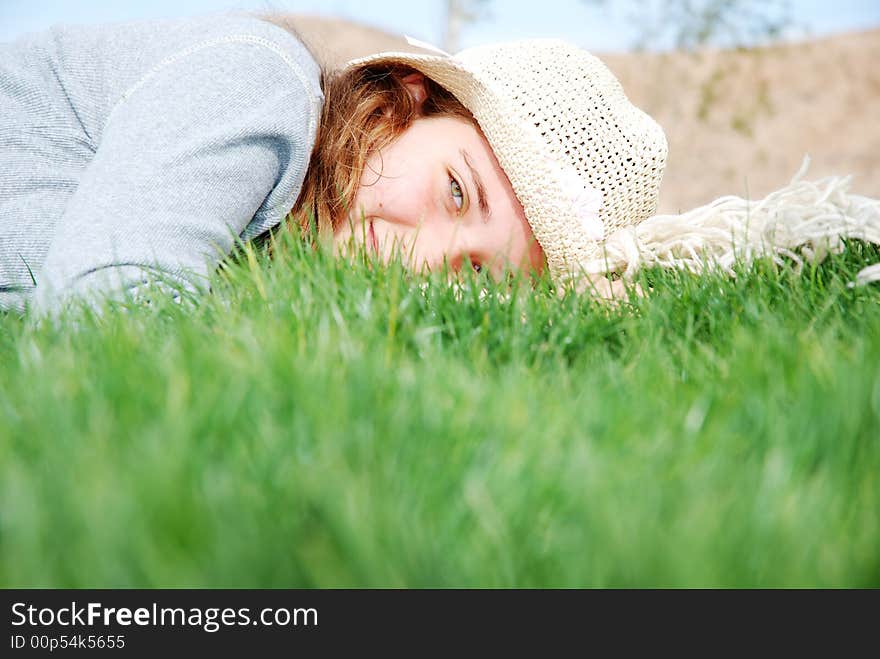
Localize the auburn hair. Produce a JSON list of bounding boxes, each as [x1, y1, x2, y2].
[[287, 62, 475, 239]]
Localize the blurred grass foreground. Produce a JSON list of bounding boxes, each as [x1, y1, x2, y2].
[[1, 228, 878, 588]]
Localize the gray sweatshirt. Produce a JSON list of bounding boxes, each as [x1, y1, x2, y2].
[[0, 13, 323, 315]]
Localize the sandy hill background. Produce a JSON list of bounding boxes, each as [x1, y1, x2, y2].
[[279, 14, 879, 214]]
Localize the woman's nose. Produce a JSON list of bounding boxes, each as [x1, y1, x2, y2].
[[422, 228, 476, 270]]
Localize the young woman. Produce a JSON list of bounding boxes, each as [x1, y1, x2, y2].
[[0, 11, 670, 316], [2, 13, 876, 316]]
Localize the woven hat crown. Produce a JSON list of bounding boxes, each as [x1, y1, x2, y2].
[[347, 39, 668, 281]]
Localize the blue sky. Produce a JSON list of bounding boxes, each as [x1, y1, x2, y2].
[[2, 0, 879, 52]]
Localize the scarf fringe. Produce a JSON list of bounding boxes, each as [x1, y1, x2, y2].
[[579, 157, 880, 287]]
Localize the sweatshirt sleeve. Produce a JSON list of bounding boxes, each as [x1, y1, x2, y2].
[[30, 33, 321, 317]]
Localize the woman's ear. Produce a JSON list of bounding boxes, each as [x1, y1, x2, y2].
[[400, 72, 428, 114]]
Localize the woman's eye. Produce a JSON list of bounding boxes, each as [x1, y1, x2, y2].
[[450, 176, 464, 211]]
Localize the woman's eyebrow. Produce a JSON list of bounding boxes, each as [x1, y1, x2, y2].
[[460, 149, 491, 223]]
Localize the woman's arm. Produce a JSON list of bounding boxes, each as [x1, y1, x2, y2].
[[30, 32, 321, 316]]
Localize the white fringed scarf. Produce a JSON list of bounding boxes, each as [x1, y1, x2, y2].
[[579, 158, 880, 287]]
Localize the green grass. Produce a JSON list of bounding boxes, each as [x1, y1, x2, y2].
[[1, 231, 878, 587]]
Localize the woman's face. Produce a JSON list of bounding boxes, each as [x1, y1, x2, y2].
[[333, 114, 545, 279]]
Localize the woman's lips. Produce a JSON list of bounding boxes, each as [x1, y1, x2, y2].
[[369, 221, 379, 256]]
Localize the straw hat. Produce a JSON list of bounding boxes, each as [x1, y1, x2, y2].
[[345, 38, 668, 284]]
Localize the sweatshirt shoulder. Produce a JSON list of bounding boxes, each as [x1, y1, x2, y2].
[[158, 13, 322, 96]]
